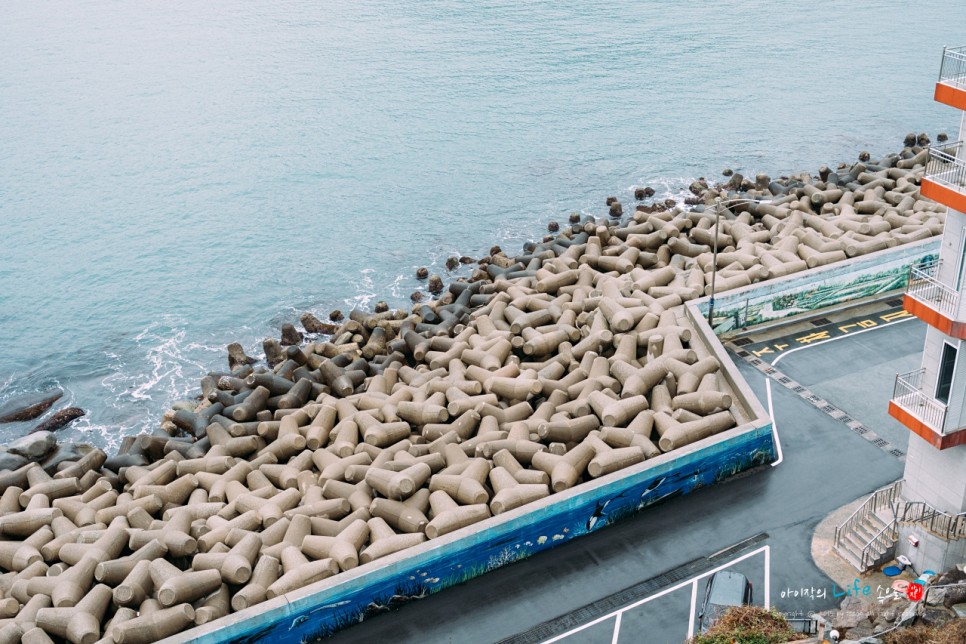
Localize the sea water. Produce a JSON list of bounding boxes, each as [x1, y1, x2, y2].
[[1, 0, 964, 450]]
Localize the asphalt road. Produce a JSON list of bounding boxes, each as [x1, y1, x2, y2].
[[325, 319, 923, 644]]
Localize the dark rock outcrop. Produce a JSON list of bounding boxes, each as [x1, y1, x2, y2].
[[31, 407, 85, 433], [0, 390, 63, 423]]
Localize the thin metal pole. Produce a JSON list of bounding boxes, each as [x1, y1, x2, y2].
[[707, 197, 721, 325]]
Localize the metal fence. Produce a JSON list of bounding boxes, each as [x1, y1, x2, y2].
[[939, 45, 966, 89], [925, 140, 966, 192], [900, 501, 966, 541], [907, 260, 961, 320], [892, 368, 948, 433]]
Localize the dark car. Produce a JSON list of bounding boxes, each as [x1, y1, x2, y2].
[[697, 571, 754, 632]]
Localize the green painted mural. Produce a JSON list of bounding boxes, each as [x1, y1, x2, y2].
[[697, 239, 941, 333]]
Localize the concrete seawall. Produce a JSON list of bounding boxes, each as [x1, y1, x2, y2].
[[163, 423, 774, 643]]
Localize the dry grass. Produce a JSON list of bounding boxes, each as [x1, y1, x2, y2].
[[881, 618, 966, 644], [689, 605, 799, 644]]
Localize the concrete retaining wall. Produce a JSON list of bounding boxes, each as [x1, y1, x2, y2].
[[162, 420, 774, 643], [697, 238, 941, 334]]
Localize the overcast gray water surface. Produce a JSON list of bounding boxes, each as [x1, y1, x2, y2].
[[1, 1, 964, 450]]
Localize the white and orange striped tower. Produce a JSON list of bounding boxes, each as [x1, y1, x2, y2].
[[888, 45, 966, 573]]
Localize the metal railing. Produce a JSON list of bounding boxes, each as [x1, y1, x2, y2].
[[925, 140, 966, 193], [906, 259, 962, 320], [899, 501, 966, 541], [833, 481, 902, 569], [860, 521, 899, 570], [892, 368, 948, 434], [939, 45, 966, 90]]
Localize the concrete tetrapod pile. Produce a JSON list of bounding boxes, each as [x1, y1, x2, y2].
[[0, 140, 945, 643]]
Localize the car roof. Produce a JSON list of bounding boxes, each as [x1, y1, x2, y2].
[[707, 571, 749, 606]]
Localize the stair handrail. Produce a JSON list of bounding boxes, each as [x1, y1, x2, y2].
[[900, 500, 966, 541], [833, 480, 902, 551], [860, 516, 899, 570]]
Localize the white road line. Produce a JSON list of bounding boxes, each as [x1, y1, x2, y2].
[[767, 381, 783, 467], [762, 316, 915, 467], [543, 545, 770, 643], [764, 546, 770, 610], [611, 612, 621, 644]]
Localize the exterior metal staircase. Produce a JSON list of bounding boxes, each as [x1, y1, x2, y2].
[[834, 480, 966, 572], [833, 481, 901, 572]]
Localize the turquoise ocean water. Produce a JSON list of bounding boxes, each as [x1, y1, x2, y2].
[[1, 1, 964, 450]]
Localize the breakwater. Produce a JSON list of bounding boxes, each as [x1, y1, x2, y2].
[[0, 137, 947, 642]]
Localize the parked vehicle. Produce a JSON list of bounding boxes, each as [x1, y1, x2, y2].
[[697, 571, 754, 632]]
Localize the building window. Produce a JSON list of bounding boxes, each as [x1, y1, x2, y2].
[[936, 342, 957, 404]]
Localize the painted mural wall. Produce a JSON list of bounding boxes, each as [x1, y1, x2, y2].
[[174, 423, 775, 644], [697, 238, 941, 333]]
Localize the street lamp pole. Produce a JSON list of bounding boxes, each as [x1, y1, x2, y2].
[[705, 196, 772, 327], [707, 197, 722, 326]]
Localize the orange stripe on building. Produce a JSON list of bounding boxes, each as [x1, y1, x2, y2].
[[921, 178, 966, 215], [888, 401, 966, 450], [935, 82, 966, 111], [903, 294, 966, 340]]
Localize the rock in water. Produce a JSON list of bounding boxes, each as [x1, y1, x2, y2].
[[0, 390, 63, 423], [300, 312, 338, 335], [0, 449, 28, 471], [31, 407, 85, 433], [227, 342, 255, 370], [8, 431, 57, 460], [280, 323, 303, 346], [39, 442, 90, 474], [263, 338, 284, 367]]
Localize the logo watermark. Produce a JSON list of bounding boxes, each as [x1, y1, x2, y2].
[[780, 578, 925, 603]]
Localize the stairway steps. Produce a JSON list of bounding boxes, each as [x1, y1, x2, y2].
[[835, 542, 865, 571]]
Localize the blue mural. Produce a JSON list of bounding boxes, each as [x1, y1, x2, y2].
[[183, 423, 775, 644]]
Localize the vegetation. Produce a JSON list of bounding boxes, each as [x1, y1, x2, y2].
[[882, 619, 966, 644], [688, 606, 801, 644]]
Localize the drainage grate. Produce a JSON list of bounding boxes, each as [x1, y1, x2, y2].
[[792, 385, 805, 393], [886, 298, 904, 307], [764, 368, 776, 374], [853, 426, 868, 435], [810, 317, 832, 326], [777, 376, 791, 384], [733, 337, 753, 346], [889, 449, 906, 458], [822, 405, 836, 413], [872, 438, 888, 447], [840, 415, 853, 423], [735, 350, 750, 357]]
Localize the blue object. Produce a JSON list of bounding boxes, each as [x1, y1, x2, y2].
[[883, 566, 902, 577]]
